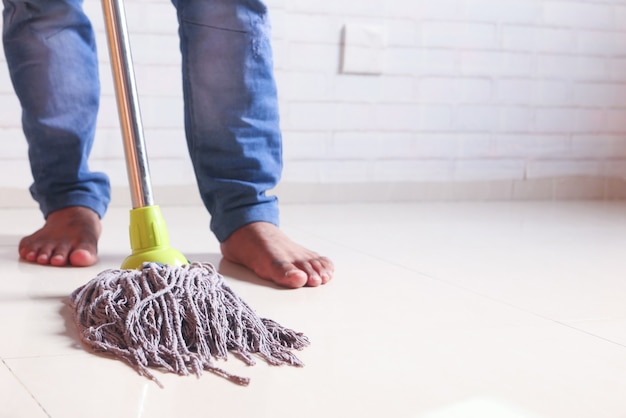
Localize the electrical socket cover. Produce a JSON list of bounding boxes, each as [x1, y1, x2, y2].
[[340, 23, 386, 75]]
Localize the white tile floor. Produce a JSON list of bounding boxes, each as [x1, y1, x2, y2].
[[2, 201, 626, 418]]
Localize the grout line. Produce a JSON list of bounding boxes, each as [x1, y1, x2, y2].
[[308, 228, 626, 350], [2, 358, 52, 418]]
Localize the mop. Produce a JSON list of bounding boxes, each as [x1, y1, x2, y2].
[[69, 0, 309, 388]]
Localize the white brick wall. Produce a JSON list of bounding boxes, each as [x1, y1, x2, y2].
[[1, 0, 626, 202]]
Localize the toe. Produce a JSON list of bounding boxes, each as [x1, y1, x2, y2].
[[69, 248, 97, 267], [19, 238, 37, 262], [35, 242, 58, 265], [306, 274, 323, 287], [308, 257, 333, 286], [279, 269, 309, 288], [49, 243, 72, 266], [21, 249, 38, 263], [319, 261, 334, 282], [50, 254, 68, 266], [36, 253, 50, 264]]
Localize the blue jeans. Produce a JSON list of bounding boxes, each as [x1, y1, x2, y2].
[[2, 0, 282, 242]]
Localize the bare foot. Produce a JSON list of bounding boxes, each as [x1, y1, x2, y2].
[[220, 222, 334, 288], [19, 206, 101, 267]]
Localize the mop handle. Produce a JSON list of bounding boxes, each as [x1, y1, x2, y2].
[[102, 0, 154, 209]]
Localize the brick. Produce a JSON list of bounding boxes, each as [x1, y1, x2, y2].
[[458, 134, 495, 158], [577, 30, 625, 56], [134, 65, 183, 97], [282, 131, 331, 160], [281, 72, 333, 101], [500, 107, 534, 133], [330, 133, 383, 160], [285, 43, 339, 72], [605, 161, 626, 179], [380, 76, 416, 103], [385, 47, 422, 76], [461, 51, 533, 77], [605, 109, 626, 132], [418, 105, 455, 131], [127, 34, 180, 66], [0, 161, 31, 188], [124, 2, 178, 34], [465, 0, 542, 24], [418, 0, 465, 19], [543, 1, 613, 29], [412, 134, 461, 159], [422, 21, 498, 49], [572, 82, 620, 107], [287, 0, 384, 16], [534, 80, 572, 107], [374, 160, 454, 182], [616, 6, 626, 30], [385, 19, 419, 47], [415, 49, 460, 75], [265, 0, 288, 9], [145, 159, 196, 186], [534, 108, 578, 133], [454, 105, 499, 132], [495, 134, 570, 158], [137, 96, 185, 129], [333, 75, 382, 103], [286, 14, 340, 43], [91, 129, 124, 159], [495, 79, 534, 105], [376, 104, 420, 131], [453, 159, 526, 181], [571, 135, 619, 159], [502, 25, 575, 53], [537, 54, 609, 80], [142, 129, 189, 159], [269, 9, 288, 39], [335, 103, 378, 131], [1, 128, 29, 159], [320, 160, 372, 183], [418, 77, 492, 104], [609, 58, 626, 81], [573, 108, 607, 133], [286, 102, 338, 131], [281, 160, 323, 183], [0, 94, 21, 126], [526, 160, 605, 179]]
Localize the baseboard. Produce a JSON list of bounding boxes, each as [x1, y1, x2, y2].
[[2, 177, 626, 210], [274, 177, 626, 203]]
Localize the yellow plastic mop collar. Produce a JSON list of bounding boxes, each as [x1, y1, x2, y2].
[[121, 205, 188, 269]]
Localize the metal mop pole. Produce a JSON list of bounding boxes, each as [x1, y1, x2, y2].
[[101, 0, 153, 209], [101, 0, 187, 268]]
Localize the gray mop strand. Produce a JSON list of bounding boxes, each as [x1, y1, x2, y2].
[[69, 262, 309, 387]]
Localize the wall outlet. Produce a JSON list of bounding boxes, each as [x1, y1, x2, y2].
[[340, 23, 386, 75]]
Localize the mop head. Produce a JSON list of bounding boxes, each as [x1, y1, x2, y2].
[[69, 262, 309, 387]]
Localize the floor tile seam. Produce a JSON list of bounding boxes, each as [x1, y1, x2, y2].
[[547, 321, 626, 349], [1, 352, 89, 362], [1, 358, 52, 418], [336, 244, 626, 350], [561, 316, 626, 323], [417, 274, 626, 350]]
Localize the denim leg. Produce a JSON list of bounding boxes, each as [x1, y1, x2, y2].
[[172, 0, 282, 242], [2, 0, 110, 218]]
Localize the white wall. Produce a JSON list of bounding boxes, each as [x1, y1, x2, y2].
[[2, 0, 626, 204]]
